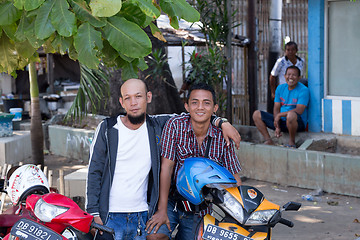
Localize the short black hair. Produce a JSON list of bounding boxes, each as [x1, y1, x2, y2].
[[285, 65, 301, 76], [187, 82, 217, 104], [285, 41, 298, 51]]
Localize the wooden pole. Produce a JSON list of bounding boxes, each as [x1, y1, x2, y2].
[[226, 0, 233, 122], [43, 166, 48, 178], [1, 164, 7, 179], [59, 170, 65, 195], [48, 170, 53, 188], [0, 164, 12, 213]]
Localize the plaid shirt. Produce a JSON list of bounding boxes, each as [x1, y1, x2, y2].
[[161, 113, 241, 182], [161, 114, 241, 216]]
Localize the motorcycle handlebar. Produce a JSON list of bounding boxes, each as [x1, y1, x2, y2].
[[279, 218, 294, 228], [91, 222, 115, 234]]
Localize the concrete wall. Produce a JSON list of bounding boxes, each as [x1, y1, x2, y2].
[[236, 126, 360, 197], [0, 131, 31, 166], [48, 125, 94, 162]]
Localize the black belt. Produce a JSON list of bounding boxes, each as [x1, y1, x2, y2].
[[169, 186, 208, 213]]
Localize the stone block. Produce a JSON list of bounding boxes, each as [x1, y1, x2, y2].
[[284, 148, 307, 187], [252, 145, 273, 181], [330, 154, 360, 196], [301, 151, 325, 189], [57, 167, 88, 199], [269, 147, 288, 183], [0, 131, 31, 165], [237, 142, 255, 178]]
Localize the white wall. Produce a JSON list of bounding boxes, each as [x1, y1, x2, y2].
[[167, 46, 195, 90], [0, 73, 15, 95]]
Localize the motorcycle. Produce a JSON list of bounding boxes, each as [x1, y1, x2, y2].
[[0, 164, 114, 240], [0, 165, 50, 238], [176, 157, 301, 240]]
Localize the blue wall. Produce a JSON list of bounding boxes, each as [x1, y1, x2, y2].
[[307, 0, 324, 132]]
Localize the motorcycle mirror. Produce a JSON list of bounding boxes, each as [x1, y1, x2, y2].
[[283, 201, 301, 211]]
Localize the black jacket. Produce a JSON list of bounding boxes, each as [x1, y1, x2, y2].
[[86, 114, 172, 223]]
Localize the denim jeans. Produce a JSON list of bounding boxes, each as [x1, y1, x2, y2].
[[106, 212, 148, 240], [154, 199, 202, 240], [260, 110, 306, 132]]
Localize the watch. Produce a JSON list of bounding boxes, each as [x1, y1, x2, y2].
[[218, 118, 228, 129]]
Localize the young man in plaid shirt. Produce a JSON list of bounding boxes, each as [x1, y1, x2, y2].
[[146, 83, 242, 240]]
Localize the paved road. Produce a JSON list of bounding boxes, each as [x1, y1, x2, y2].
[[243, 178, 360, 240]]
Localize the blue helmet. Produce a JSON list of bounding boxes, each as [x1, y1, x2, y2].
[[176, 157, 237, 205]]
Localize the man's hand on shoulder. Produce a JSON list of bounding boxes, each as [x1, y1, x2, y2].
[[221, 121, 241, 149]]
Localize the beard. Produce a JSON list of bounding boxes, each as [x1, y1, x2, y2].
[[127, 113, 146, 125]]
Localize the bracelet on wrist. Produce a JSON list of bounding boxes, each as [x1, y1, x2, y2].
[[218, 118, 228, 129]]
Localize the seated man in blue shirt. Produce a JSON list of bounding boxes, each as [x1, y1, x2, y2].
[[253, 66, 310, 148]]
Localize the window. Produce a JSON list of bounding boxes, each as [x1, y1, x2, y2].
[[327, 0, 360, 97]]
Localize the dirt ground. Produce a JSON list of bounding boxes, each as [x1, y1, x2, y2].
[[243, 178, 360, 240], [43, 155, 360, 240], [3, 155, 360, 240]]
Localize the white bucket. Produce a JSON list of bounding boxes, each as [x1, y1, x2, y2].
[[47, 101, 58, 111], [9, 108, 23, 121]]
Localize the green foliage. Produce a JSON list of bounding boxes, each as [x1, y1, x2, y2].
[[0, 0, 200, 80], [89, 0, 122, 17], [104, 16, 152, 59], [195, 0, 238, 47], [65, 62, 110, 121], [186, 49, 227, 87], [145, 48, 172, 86], [74, 22, 103, 68], [186, 0, 238, 113]]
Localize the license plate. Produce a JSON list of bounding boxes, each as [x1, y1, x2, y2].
[[10, 218, 62, 240], [202, 224, 253, 240]]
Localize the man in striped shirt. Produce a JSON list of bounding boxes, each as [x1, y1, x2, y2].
[[146, 83, 242, 240]]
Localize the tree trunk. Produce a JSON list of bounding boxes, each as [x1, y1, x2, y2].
[[98, 68, 123, 117], [139, 26, 185, 115], [99, 26, 185, 116], [29, 62, 44, 167]]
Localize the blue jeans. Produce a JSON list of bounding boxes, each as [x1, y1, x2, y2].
[[106, 212, 148, 240], [154, 199, 202, 240]]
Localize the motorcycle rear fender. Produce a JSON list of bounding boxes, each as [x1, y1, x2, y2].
[[201, 214, 268, 240]]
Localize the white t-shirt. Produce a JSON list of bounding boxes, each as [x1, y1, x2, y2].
[[271, 56, 305, 85], [108, 116, 151, 212]]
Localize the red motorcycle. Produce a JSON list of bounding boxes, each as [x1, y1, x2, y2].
[[0, 164, 49, 238], [0, 164, 114, 240]]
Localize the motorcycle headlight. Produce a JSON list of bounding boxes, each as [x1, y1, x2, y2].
[[218, 191, 244, 223], [34, 198, 69, 222], [245, 209, 277, 225]]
